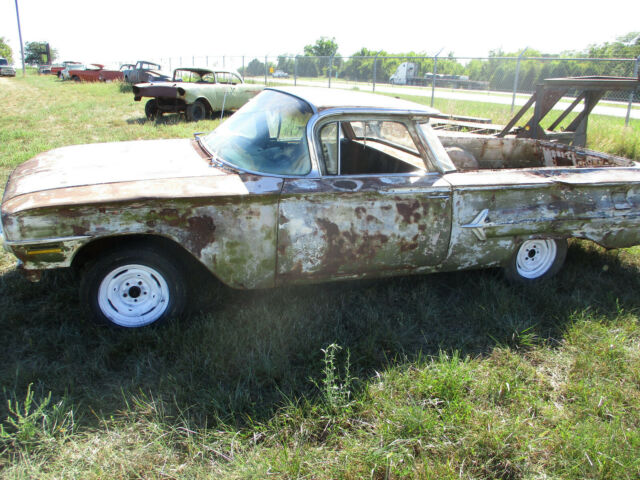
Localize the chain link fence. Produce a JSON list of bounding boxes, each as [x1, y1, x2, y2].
[[124, 54, 640, 124]]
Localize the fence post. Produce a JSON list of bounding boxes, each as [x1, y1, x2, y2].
[[328, 56, 333, 88], [192, 56, 195, 66], [511, 47, 528, 114], [294, 55, 298, 86], [626, 55, 640, 127], [264, 55, 268, 85], [373, 54, 379, 92], [241, 56, 244, 81], [431, 50, 443, 108], [169, 58, 172, 72]]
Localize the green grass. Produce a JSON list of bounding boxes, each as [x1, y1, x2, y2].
[[1, 73, 640, 478]]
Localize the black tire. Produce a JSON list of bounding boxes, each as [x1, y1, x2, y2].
[[186, 100, 207, 122], [72, 76, 80, 82], [80, 246, 187, 328], [504, 238, 567, 283], [145, 99, 159, 119]]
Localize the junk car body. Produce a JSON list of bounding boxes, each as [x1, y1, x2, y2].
[[123, 60, 170, 84], [132, 67, 264, 121], [2, 87, 640, 328], [67, 64, 124, 82], [51, 61, 82, 78]]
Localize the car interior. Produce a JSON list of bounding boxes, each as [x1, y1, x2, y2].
[[319, 120, 427, 175]]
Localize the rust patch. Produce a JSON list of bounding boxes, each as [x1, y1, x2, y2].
[[186, 216, 216, 256], [396, 200, 422, 223]]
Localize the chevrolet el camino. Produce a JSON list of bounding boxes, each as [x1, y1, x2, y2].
[[2, 87, 640, 328]]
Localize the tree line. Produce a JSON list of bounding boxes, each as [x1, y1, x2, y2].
[[242, 33, 640, 94]]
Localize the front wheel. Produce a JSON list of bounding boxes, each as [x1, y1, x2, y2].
[[145, 99, 159, 119], [80, 247, 187, 328], [504, 238, 567, 283]]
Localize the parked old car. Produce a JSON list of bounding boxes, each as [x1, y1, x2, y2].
[[67, 64, 124, 82], [60, 64, 86, 81], [122, 60, 170, 84], [51, 61, 83, 78], [0, 57, 16, 77], [38, 65, 52, 74], [132, 67, 263, 121], [272, 70, 289, 78], [2, 87, 640, 328]]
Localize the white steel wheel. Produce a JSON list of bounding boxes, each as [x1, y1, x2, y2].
[[505, 238, 568, 283], [81, 246, 187, 328], [98, 264, 170, 327], [515, 240, 557, 279]]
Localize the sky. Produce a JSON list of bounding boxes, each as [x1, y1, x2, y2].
[[1, 0, 639, 68]]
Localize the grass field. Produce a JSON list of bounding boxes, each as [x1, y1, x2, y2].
[[1, 74, 639, 479]]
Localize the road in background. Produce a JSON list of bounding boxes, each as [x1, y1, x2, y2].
[[254, 77, 640, 120]]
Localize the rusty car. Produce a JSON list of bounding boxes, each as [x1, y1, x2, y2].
[[122, 60, 170, 84], [132, 67, 264, 121], [2, 87, 640, 328], [51, 61, 83, 78], [67, 64, 124, 82]]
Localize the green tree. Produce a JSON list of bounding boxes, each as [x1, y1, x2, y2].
[[24, 41, 57, 65], [303, 37, 340, 77], [304, 36, 339, 57], [0, 37, 12, 63]]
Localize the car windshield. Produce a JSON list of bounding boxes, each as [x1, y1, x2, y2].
[[0, 59, 8, 66], [203, 90, 313, 176]]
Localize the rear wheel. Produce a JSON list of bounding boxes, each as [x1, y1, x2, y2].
[[504, 238, 567, 283], [186, 100, 207, 122], [80, 246, 187, 328]]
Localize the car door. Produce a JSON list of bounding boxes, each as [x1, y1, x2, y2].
[[215, 72, 242, 110], [276, 118, 453, 284]]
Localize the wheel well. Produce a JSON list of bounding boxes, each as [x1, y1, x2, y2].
[[194, 97, 213, 113], [71, 234, 210, 278]]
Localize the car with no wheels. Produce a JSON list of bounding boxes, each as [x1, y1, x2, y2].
[[2, 87, 640, 328], [132, 67, 263, 121]]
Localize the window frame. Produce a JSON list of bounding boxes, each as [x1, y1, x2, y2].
[[313, 114, 435, 177]]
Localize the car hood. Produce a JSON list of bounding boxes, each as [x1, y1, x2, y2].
[[2, 139, 227, 207], [2, 138, 284, 217]]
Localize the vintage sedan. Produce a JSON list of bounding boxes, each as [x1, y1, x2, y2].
[[2, 87, 640, 328], [122, 60, 170, 84], [67, 64, 124, 82], [132, 67, 263, 121], [51, 61, 83, 78]]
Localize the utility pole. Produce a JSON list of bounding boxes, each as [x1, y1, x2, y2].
[[14, 0, 26, 76]]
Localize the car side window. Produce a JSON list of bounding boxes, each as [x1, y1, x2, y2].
[[216, 72, 240, 85], [319, 122, 341, 175], [201, 73, 216, 83], [319, 120, 426, 175]]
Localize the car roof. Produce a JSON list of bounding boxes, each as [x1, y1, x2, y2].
[[269, 87, 439, 115], [173, 67, 239, 75]]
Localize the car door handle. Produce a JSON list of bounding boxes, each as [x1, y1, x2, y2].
[[333, 180, 359, 191]]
